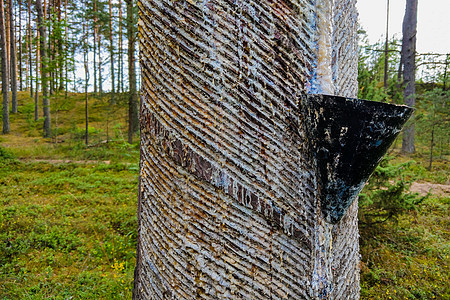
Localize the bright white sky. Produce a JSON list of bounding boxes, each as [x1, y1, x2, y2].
[[356, 0, 450, 54]]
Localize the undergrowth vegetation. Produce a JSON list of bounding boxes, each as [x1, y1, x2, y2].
[[359, 157, 449, 299], [0, 147, 138, 299]]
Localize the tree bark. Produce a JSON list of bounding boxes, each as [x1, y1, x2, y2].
[[134, 1, 364, 299], [36, 0, 51, 137], [0, 0, 10, 134], [126, 0, 137, 144], [401, 0, 418, 153], [9, 0, 17, 113]]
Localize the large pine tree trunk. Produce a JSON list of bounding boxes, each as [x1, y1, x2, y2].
[[134, 1, 360, 298], [401, 0, 418, 153], [0, 0, 10, 134], [134, 1, 412, 299]]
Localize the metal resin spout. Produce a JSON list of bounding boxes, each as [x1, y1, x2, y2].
[[306, 94, 414, 224]]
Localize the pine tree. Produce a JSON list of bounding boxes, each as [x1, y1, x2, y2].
[[0, 0, 10, 133], [36, 0, 51, 137], [401, 0, 418, 153], [8, 0, 17, 113], [126, 0, 137, 143]]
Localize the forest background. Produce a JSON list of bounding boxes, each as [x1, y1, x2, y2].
[[0, 0, 448, 299]]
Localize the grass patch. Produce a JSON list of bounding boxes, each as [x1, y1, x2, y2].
[[0, 159, 138, 299], [360, 194, 449, 299]]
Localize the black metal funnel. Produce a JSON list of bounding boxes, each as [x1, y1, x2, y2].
[[306, 95, 414, 224]]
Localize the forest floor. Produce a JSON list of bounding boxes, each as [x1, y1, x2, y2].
[[0, 92, 449, 299]]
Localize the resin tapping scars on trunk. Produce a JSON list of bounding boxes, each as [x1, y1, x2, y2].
[[306, 94, 413, 224]]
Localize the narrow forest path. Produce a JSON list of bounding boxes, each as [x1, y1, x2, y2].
[[410, 182, 450, 197]]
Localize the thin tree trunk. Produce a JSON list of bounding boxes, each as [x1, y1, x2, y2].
[[92, 0, 97, 95], [118, 0, 122, 94], [383, 0, 389, 94], [37, 0, 51, 137], [109, 0, 115, 103], [401, 0, 418, 153], [428, 125, 434, 171], [64, 0, 67, 98], [126, 0, 138, 143], [83, 22, 89, 145], [18, 0, 22, 91], [443, 54, 448, 91], [57, 0, 63, 91], [9, 0, 17, 113], [1, 0, 10, 134], [97, 28, 102, 96], [28, 0, 32, 97], [5, 0, 9, 73], [93, 21, 97, 95], [96, 1, 102, 98], [34, 29, 39, 121], [49, 2, 54, 95]]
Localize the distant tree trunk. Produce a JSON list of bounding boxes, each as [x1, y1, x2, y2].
[[34, 29, 39, 121], [443, 54, 448, 91], [28, 0, 32, 98], [0, 0, 10, 134], [109, 0, 115, 103], [18, 0, 22, 91], [48, 2, 55, 96], [126, 0, 137, 144], [383, 0, 389, 94], [9, 0, 17, 113], [118, 0, 123, 94], [97, 20, 102, 97], [83, 22, 89, 145], [428, 125, 434, 171], [4, 0, 9, 73], [64, 0, 68, 98], [93, 21, 97, 94], [401, 0, 418, 153], [37, 0, 51, 137], [57, 0, 63, 91], [97, 29, 102, 96]]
